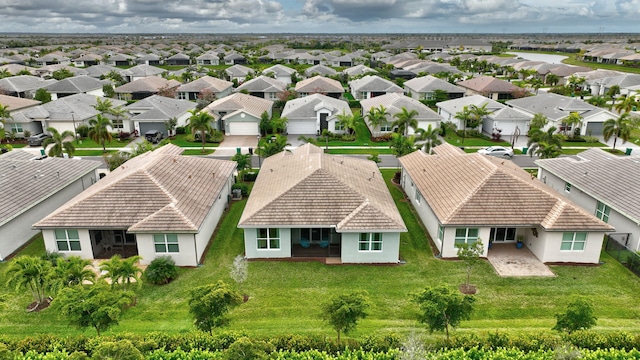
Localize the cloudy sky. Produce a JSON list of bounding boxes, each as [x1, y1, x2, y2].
[[0, 0, 636, 34]]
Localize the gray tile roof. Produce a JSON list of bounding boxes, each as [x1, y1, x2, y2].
[[349, 75, 403, 94], [262, 64, 296, 76], [115, 76, 180, 94], [506, 93, 613, 122], [437, 94, 504, 116], [177, 76, 233, 93], [536, 148, 640, 223], [205, 93, 273, 119], [234, 76, 286, 93], [239, 144, 406, 231], [342, 64, 377, 76], [295, 75, 344, 94], [0, 75, 56, 93], [0, 150, 100, 227], [281, 93, 351, 120], [125, 95, 196, 121], [304, 64, 338, 77], [457, 76, 521, 93], [43, 75, 106, 94], [34, 144, 236, 233], [399, 143, 613, 231], [404, 75, 466, 94], [121, 64, 165, 77], [19, 93, 127, 122], [225, 64, 253, 77]]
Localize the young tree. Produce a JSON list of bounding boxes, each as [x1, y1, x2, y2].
[[366, 104, 389, 138], [99, 254, 142, 292], [52, 256, 96, 290], [392, 107, 419, 136], [603, 112, 639, 151], [55, 283, 134, 336], [52, 68, 74, 80], [527, 126, 564, 159], [164, 117, 178, 137], [413, 285, 475, 340], [468, 103, 492, 131], [42, 127, 75, 158], [271, 116, 288, 135], [456, 240, 484, 294], [454, 105, 473, 143], [414, 124, 441, 154], [553, 297, 597, 334], [320, 291, 370, 343], [563, 112, 583, 138], [5, 256, 52, 310], [88, 114, 114, 152], [188, 281, 243, 334], [389, 132, 417, 158], [614, 94, 638, 114], [93, 98, 114, 115], [33, 88, 51, 103], [231, 152, 252, 181], [256, 134, 290, 158], [259, 111, 271, 136], [230, 255, 249, 296], [336, 110, 359, 136], [188, 109, 214, 152]]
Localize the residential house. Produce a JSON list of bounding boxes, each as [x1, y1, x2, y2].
[[204, 92, 273, 136], [234, 76, 286, 101], [342, 64, 377, 78], [34, 64, 88, 79], [125, 95, 196, 137], [0, 150, 100, 260], [136, 53, 162, 66], [114, 76, 180, 101], [165, 53, 191, 66], [304, 64, 337, 78], [0, 75, 56, 98], [72, 54, 102, 67], [121, 64, 166, 82], [224, 53, 246, 65], [238, 143, 406, 263], [537, 148, 640, 252], [399, 143, 613, 264], [35, 53, 71, 67], [404, 75, 465, 101], [84, 65, 125, 80], [457, 75, 523, 101], [196, 52, 221, 66], [42, 75, 107, 100], [177, 76, 233, 101], [34, 145, 236, 267], [295, 75, 344, 99], [0, 95, 41, 137], [361, 93, 442, 136], [225, 64, 254, 83], [105, 53, 135, 67], [281, 93, 351, 135], [262, 64, 297, 85], [0, 64, 37, 76], [349, 75, 403, 100], [588, 73, 640, 97], [506, 92, 617, 135]]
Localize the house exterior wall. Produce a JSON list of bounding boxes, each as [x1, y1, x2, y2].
[[224, 113, 260, 135], [192, 174, 233, 263], [243, 228, 292, 258], [339, 232, 400, 263], [45, 121, 78, 135], [136, 233, 197, 266], [532, 230, 604, 264], [401, 170, 442, 251], [42, 228, 94, 259]]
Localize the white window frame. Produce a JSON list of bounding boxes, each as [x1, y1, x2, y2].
[[561, 232, 587, 251], [154, 233, 179, 253], [112, 119, 124, 129], [55, 229, 81, 251], [380, 121, 392, 132], [178, 92, 188, 100], [10, 123, 23, 133], [257, 228, 280, 250], [454, 228, 479, 246], [359, 233, 383, 252], [595, 201, 610, 223], [415, 189, 422, 205]]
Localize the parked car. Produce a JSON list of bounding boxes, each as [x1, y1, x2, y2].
[[144, 130, 163, 144], [28, 133, 51, 146], [477, 146, 514, 159]]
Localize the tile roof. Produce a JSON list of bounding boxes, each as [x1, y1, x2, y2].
[[304, 64, 338, 77], [0, 94, 40, 111], [399, 143, 613, 231], [121, 64, 165, 77], [295, 75, 344, 94], [0, 75, 56, 93], [234, 76, 286, 93], [281, 93, 351, 120], [436, 94, 505, 116], [262, 64, 296, 76], [177, 76, 233, 93], [361, 93, 441, 121], [536, 148, 640, 223], [0, 150, 100, 227], [349, 75, 403, 94], [457, 76, 521, 93], [205, 92, 273, 119], [404, 75, 466, 94], [506, 92, 613, 122], [239, 144, 406, 232], [225, 64, 253, 77], [43, 75, 105, 94], [18, 93, 127, 122], [125, 95, 196, 121], [34, 144, 236, 233], [115, 76, 180, 94], [342, 64, 377, 76]]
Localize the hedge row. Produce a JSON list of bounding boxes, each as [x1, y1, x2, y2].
[[1, 331, 639, 357]]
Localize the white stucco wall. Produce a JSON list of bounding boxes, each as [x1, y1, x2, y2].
[[531, 230, 604, 264], [193, 177, 233, 262], [340, 232, 400, 263], [243, 228, 292, 259], [42, 228, 94, 259], [136, 233, 197, 266], [401, 170, 442, 251]]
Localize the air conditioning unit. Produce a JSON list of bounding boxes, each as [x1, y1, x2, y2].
[[231, 188, 242, 200]]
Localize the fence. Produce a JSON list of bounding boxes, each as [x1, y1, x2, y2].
[[604, 233, 640, 276]]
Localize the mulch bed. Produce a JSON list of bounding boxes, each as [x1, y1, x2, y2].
[[459, 284, 477, 295]]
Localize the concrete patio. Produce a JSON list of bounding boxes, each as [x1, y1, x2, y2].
[[487, 243, 555, 277]]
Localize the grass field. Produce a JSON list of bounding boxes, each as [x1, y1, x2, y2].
[[325, 148, 393, 155], [167, 134, 221, 148], [1, 170, 640, 339], [74, 137, 131, 149], [74, 150, 115, 156]]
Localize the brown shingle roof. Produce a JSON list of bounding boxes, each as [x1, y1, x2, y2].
[[239, 144, 406, 231], [399, 143, 613, 231], [34, 144, 236, 233]]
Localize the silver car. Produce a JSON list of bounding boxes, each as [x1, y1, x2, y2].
[[477, 146, 514, 159], [28, 133, 51, 146]]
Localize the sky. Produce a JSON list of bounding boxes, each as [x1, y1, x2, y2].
[[0, 0, 637, 34]]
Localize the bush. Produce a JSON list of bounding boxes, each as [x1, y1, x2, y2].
[[243, 172, 258, 182], [176, 126, 187, 135], [224, 337, 273, 360], [371, 133, 393, 142], [23, 130, 32, 138], [143, 256, 178, 285], [91, 340, 142, 360], [118, 132, 132, 141], [76, 125, 89, 139], [565, 137, 586, 142], [232, 183, 249, 197], [583, 136, 600, 143]]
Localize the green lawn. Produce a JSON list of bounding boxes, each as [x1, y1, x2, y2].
[[182, 148, 215, 155], [444, 132, 510, 147], [326, 148, 393, 155], [74, 137, 131, 149], [561, 140, 606, 148], [1, 170, 640, 339], [168, 134, 220, 148], [74, 150, 116, 156]]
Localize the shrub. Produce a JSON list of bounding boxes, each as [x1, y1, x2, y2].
[[143, 256, 178, 285], [76, 125, 89, 138], [23, 130, 32, 138], [118, 132, 132, 141], [243, 172, 258, 182], [583, 136, 599, 143], [91, 340, 142, 360], [565, 136, 586, 142], [175, 126, 187, 135], [372, 133, 393, 142], [232, 183, 249, 197], [224, 337, 273, 360]]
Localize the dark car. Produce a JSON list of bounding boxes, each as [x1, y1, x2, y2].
[[28, 133, 51, 146], [144, 130, 163, 144]]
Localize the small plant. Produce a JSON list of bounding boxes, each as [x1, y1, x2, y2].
[[230, 255, 248, 301], [143, 256, 178, 285], [553, 296, 597, 334], [76, 125, 89, 138], [232, 183, 249, 197], [23, 130, 31, 138]]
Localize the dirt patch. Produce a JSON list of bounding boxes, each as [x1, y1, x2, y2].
[[27, 297, 52, 312], [459, 284, 477, 295]]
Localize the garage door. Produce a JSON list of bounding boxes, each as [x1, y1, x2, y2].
[[586, 121, 604, 136], [139, 122, 167, 137], [228, 121, 259, 136], [287, 120, 316, 135]]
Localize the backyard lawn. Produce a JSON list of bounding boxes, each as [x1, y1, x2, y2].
[[1, 170, 640, 339]]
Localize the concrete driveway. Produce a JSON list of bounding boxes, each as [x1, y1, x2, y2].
[[215, 135, 259, 156], [487, 243, 555, 277]]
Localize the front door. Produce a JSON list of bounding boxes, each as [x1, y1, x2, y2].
[[320, 113, 328, 132], [490, 227, 517, 243]]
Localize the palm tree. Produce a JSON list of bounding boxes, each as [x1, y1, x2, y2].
[[231, 152, 251, 182], [545, 73, 559, 86], [527, 126, 564, 159], [42, 127, 75, 158], [52, 256, 96, 289], [614, 94, 638, 114], [454, 106, 473, 143], [336, 110, 357, 135], [88, 114, 113, 152], [119, 255, 143, 292], [5, 256, 52, 309], [93, 98, 114, 115], [256, 134, 290, 158], [562, 112, 583, 138], [188, 109, 214, 152], [389, 132, 417, 158], [366, 105, 389, 138], [415, 124, 442, 154], [0, 103, 11, 141], [468, 103, 492, 131], [392, 107, 419, 136], [100, 254, 123, 290], [603, 112, 639, 151]]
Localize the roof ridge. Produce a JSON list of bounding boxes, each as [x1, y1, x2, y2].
[[443, 155, 496, 223], [336, 199, 369, 229]]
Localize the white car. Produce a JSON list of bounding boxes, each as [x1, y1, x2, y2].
[[477, 146, 514, 159]]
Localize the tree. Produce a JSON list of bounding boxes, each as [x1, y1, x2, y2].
[[603, 112, 639, 151], [164, 117, 178, 137], [545, 73, 560, 87], [562, 112, 582, 138], [454, 105, 473, 143], [143, 256, 178, 285], [336, 110, 359, 135], [392, 107, 419, 136], [615, 94, 638, 114], [606, 85, 621, 99], [42, 127, 75, 158], [34, 88, 51, 103], [432, 89, 449, 103], [553, 297, 597, 334], [271, 116, 288, 135], [230, 255, 249, 296], [259, 111, 271, 136], [99, 255, 142, 292], [415, 124, 441, 154], [93, 98, 114, 115], [188, 281, 243, 334], [188, 109, 214, 152], [366, 105, 389, 138], [413, 285, 475, 340], [468, 103, 492, 131], [528, 126, 564, 159], [88, 114, 113, 152], [231, 152, 252, 182], [320, 291, 370, 343], [5, 256, 52, 310], [389, 132, 417, 158], [52, 256, 96, 290], [528, 113, 549, 136], [55, 283, 134, 336], [52, 68, 74, 80], [102, 83, 115, 98], [0, 103, 12, 126], [456, 240, 484, 294], [256, 134, 290, 158]]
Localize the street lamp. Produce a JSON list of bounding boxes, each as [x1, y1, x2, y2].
[[256, 134, 262, 168], [71, 111, 77, 144]]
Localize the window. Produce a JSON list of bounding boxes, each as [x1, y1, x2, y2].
[[454, 228, 479, 246], [257, 228, 280, 249], [178, 92, 187, 100], [438, 225, 444, 241], [561, 232, 586, 251], [595, 201, 610, 223], [380, 121, 392, 132], [55, 229, 81, 251], [112, 119, 123, 129], [10, 123, 23, 133], [359, 233, 382, 251], [154, 234, 179, 253], [489, 227, 516, 242], [335, 122, 344, 131], [415, 189, 422, 205], [565, 182, 572, 192]]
